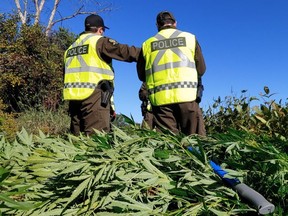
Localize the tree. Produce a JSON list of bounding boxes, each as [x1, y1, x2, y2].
[[0, 14, 77, 111], [12, 0, 113, 35]]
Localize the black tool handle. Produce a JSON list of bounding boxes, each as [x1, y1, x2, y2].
[[233, 183, 275, 215]]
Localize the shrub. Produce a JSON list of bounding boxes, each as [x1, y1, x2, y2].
[[0, 14, 76, 112], [204, 86, 288, 138], [0, 99, 19, 141]]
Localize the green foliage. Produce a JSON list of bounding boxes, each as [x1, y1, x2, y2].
[[0, 129, 246, 215], [0, 11, 287, 216], [0, 100, 19, 141], [204, 87, 288, 138], [206, 129, 288, 214], [0, 13, 77, 112], [16, 105, 70, 135], [0, 125, 286, 215], [50, 27, 78, 51]]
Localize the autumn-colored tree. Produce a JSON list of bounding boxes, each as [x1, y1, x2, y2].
[[0, 13, 77, 111], [1, 0, 113, 110]]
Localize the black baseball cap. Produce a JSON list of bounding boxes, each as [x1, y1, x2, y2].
[[156, 11, 176, 25], [85, 14, 109, 29]]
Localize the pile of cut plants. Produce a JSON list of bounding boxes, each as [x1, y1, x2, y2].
[[0, 123, 287, 215]]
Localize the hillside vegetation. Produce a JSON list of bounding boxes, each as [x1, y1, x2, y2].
[[0, 13, 287, 215], [0, 114, 287, 215]]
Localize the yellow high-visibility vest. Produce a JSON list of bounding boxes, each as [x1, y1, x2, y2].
[[142, 29, 198, 106], [63, 33, 114, 100]]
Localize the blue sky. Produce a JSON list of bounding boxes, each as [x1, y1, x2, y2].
[[2, 0, 288, 123]]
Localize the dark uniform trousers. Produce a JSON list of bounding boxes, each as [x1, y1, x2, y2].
[[141, 111, 154, 129], [68, 88, 110, 136], [152, 101, 206, 136]]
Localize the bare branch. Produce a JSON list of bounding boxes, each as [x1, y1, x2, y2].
[[14, 0, 28, 24], [12, 0, 114, 36], [45, 2, 113, 36], [45, 0, 61, 35], [53, 4, 113, 25], [34, 0, 46, 25]]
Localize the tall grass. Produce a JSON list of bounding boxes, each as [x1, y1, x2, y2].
[[16, 106, 70, 135]]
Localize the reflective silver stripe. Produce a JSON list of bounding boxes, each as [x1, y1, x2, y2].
[[152, 31, 180, 69], [146, 30, 195, 75], [146, 61, 195, 75], [65, 66, 114, 76], [148, 81, 197, 95], [64, 82, 98, 89], [65, 34, 113, 76], [65, 34, 95, 68]]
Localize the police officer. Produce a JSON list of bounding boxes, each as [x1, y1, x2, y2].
[[139, 82, 154, 129], [137, 11, 206, 136], [64, 14, 140, 136]]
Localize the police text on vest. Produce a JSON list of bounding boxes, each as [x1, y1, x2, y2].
[[151, 37, 186, 52], [66, 45, 89, 57]]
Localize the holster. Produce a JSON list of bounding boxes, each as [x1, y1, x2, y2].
[[141, 100, 148, 116], [196, 77, 204, 103], [196, 84, 204, 103], [98, 80, 114, 108]]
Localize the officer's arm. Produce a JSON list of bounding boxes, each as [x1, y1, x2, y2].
[[98, 37, 140, 62], [195, 40, 206, 76], [136, 49, 146, 82]]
